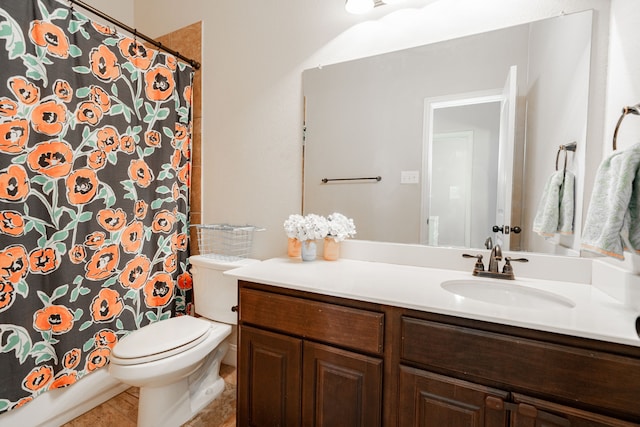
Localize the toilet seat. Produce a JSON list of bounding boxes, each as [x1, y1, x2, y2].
[[111, 316, 213, 365]]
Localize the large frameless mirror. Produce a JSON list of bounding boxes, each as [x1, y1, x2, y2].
[[303, 10, 592, 256]]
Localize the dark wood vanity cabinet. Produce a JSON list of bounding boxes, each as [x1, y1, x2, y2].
[[301, 340, 383, 426], [400, 315, 640, 427], [238, 282, 384, 427], [239, 325, 302, 426], [509, 394, 638, 427], [398, 366, 510, 426], [237, 281, 640, 427], [398, 360, 638, 427]]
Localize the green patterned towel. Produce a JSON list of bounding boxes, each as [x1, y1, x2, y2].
[[582, 144, 640, 259], [558, 170, 575, 235], [533, 170, 575, 237]]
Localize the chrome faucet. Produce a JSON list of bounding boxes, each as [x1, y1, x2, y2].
[[462, 245, 528, 280], [488, 244, 502, 272], [484, 236, 493, 249]]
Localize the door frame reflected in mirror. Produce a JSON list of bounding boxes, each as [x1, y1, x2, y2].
[[423, 90, 506, 249]]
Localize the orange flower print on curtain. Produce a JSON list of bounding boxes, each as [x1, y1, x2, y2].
[[0, 0, 194, 414], [0, 119, 29, 153]]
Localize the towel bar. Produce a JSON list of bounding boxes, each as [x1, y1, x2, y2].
[[321, 176, 382, 183], [555, 142, 576, 172], [612, 104, 640, 151]]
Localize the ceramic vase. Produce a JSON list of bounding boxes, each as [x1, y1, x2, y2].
[[323, 237, 340, 261], [300, 240, 317, 261], [287, 237, 301, 258]]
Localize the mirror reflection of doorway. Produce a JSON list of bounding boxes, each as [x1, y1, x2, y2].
[[422, 96, 503, 248], [423, 66, 518, 249]]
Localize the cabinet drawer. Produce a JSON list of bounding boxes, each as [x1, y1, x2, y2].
[[401, 317, 640, 420], [240, 287, 384, 354]]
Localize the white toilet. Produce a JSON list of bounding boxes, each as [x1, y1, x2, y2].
[[108, 255, 259, 427]]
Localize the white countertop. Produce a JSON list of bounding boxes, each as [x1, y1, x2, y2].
[[226, 257, 640, 348]]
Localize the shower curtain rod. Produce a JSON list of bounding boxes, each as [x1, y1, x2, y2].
[[67, 0, 201, 70]]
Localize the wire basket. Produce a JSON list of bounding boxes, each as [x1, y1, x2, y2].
[[192, 224, 263, 261]]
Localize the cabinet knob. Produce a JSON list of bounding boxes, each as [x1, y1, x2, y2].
[[231, 305, 239, 312], [518, 403, 538, 418], [485, 396, 504, 410]]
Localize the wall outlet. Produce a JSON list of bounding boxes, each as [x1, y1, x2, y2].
[[401, 170, 420, 184]]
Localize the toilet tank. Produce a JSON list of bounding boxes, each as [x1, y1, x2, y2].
[[189, 255, 260, 324]]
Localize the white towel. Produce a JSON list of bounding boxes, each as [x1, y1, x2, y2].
[[533, 170, 575, 237], [582, 144, 640, 259]]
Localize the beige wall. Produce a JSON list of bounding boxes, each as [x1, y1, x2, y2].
[[85, 0, 640, 260], [81, 0, 134, 27], [606, 0, 640, 151]]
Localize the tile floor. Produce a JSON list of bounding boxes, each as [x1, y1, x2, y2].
[[62, 364, 236, 427]]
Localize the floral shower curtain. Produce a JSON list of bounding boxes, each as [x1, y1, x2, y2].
[[0, 0, 194, 413]]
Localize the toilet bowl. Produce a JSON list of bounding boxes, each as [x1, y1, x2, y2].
[[108, 255, 259, 427]]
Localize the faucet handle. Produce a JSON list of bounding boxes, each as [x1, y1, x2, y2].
[[504, 257, 528, 263], [462, 253, 485, 273], [502, 257, 528, 277]]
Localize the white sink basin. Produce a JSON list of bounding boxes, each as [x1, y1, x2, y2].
[[441, 279, 575, 309]]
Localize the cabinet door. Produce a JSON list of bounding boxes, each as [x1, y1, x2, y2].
[[399, 366, 509, 427], [511, 394, 640, 427], [238, 325, 302, 427], [302, 341, 383, 427]]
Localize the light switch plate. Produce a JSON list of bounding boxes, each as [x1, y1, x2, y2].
[[401, 170, 420, 184]]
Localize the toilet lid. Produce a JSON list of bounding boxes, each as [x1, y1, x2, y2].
[[112, 316, 211, 363]]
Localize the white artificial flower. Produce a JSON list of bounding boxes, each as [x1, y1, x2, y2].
[[326, 212, 356, 242], [283, 213, 330, 241], [283, 214, 305, 238], [302, 213, 329, 241]]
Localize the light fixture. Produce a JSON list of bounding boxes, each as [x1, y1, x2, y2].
[[345, 0, 375, 14]]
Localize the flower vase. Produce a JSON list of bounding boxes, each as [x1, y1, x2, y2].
[[300, 240, 317, 261], [287, 237, 301, 258], [323, 237, 340, 261]]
